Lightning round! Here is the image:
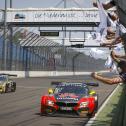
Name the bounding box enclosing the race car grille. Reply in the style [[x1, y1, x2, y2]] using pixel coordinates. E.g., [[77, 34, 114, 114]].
[[56, 102, 78, 107]]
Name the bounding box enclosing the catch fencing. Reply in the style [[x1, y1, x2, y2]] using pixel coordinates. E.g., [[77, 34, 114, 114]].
[[0, 27, 109, 72]]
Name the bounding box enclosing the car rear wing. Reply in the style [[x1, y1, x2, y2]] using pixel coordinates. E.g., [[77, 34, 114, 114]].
[[85, 82, 99, 87], [51, 81, 62, 85], [0, 73, 17, 77], [51, 81, 99, 87]]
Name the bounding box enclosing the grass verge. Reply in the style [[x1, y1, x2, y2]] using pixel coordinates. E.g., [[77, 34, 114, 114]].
[[92, 85, 123, 126]]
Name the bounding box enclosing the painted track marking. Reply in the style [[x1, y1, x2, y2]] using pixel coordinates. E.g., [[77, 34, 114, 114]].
[[85, 85, 120, 126]]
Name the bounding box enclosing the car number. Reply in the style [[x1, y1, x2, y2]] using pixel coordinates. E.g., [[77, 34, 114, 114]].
[[60, 107, 72, 110]]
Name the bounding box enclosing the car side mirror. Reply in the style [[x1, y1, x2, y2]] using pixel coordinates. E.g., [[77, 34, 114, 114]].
[[48, 88, 54, 94]]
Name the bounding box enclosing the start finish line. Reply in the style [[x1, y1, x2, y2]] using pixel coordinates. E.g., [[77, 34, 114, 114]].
[[0, 8, 100, 26]]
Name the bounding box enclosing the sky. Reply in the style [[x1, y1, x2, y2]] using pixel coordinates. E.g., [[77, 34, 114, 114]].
[[0, 0, 107, 9]]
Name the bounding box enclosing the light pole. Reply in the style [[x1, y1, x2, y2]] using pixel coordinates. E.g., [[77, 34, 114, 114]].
[[64, 0, 66, 8], [3, 0, 7, 70], [9, 0, 13, 70], [62, 0, 67, 68], [10, 0, 12, 8], [62, 0, 67, 45]]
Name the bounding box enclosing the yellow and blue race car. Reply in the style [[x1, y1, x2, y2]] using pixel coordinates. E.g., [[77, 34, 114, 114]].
[[0, 74, 17, 93]]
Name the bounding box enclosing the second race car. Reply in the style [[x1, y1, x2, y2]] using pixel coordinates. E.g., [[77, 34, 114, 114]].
[[0, 74, 17, 93], [40, 82, 98, 117]]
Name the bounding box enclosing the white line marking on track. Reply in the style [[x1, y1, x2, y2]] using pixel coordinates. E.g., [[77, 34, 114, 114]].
[[85, 85, 120, 126]]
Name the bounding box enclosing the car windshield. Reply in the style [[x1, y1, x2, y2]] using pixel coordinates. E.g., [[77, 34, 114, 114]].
[[54, 85, 88, 95], [0, 76, 7, 82]]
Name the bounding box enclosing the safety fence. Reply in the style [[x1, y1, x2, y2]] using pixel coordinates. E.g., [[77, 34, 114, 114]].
[[0, 27, 110, 71]]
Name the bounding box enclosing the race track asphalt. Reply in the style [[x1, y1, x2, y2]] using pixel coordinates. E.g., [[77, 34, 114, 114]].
[[0, 75, 116, 126]]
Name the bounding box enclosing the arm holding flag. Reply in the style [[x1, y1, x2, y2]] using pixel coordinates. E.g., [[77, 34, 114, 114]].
[[93, 0, 115, 10], [91, 51, 126, 84], [111, 51, 126, 61], [100, 36, 123, 47], [91, 72, 123, 84]]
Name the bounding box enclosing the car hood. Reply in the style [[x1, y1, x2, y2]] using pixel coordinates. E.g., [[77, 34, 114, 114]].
[[54, 93, 84, 102]]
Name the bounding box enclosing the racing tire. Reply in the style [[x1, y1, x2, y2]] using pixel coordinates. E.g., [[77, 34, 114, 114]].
[[40, 105, 46, 116], [88, 95, 98, 118], [45, 106, 56, 116], [40, 112, 45, 116], [88, 111, 96, 118], [5, 85, 8, 93], [76, 108, 89, 117], [12, 83, 16, 92]]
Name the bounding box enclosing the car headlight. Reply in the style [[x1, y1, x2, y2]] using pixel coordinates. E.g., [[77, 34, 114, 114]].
[[80, 102, 89, 107], [0, 85, 3, 88], [47, 100, 54, 105], [94, 96, 98, 101]]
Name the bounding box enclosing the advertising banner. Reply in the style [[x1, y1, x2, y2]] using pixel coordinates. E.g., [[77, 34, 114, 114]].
[[6, 8, 100, 23]]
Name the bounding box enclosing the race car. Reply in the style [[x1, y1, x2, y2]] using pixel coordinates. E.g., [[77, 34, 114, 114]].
[[40, 82, 98, 117], [0, 74, 17, 93]]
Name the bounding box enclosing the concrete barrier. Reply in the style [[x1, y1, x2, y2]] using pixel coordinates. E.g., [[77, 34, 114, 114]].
[[0, 70, 109, 78]]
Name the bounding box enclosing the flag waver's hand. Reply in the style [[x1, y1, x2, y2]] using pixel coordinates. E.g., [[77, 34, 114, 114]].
[[91, 72, 98, 78], [93, 2, 97, 7], [91, 72, 102, 78]]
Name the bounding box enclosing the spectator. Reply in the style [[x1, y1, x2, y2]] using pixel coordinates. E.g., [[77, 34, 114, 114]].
[[91, 51, 126, 84], [100, 34, 124, 47], [93, 0, 126, 27], [93, 0, 126, 53], [100, 30, 126, 49], [111, 50, 126, 60], [100, 10, 126, 47], [106, 11, 118, 40]]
